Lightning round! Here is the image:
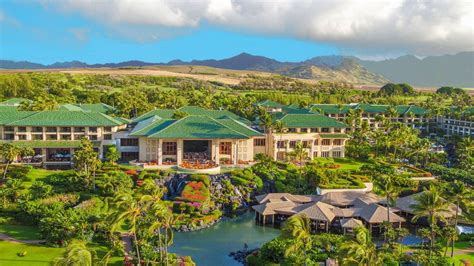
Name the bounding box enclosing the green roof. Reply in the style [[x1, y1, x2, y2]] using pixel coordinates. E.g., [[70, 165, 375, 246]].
[[0, 98, 31, 106], [319, 133, 350, 138], [310, 104, 428, 116], [256, 100, 284, 108], [133, 106, 251, 125], [139, 115, 262, 139], [0, 140, 101, 148], [277, 114, 347, 128], [58, 103, 116, 114], [2, 110, 125, 127]]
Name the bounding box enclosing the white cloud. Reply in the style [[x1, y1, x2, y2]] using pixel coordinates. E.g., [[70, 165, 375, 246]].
[[49, 0, 474, 55]]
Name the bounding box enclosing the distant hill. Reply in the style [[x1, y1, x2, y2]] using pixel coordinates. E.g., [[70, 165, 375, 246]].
[[2, 51, 473, 86], [356, 52, 474, 87]]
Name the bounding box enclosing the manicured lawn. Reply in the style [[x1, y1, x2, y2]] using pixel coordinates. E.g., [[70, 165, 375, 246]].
[[88, 242, 124, 266], [24, 168, 69, 188], [453, 241, 474, 265], [0, 240, 65, 266], [0, 224, 42, 241], [313, 157, 368, 170]]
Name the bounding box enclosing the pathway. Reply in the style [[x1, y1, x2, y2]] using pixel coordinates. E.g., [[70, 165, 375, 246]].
[[121, 232, 133, 256], [453, 246, 474, 255], [0, 233, 45, 244]]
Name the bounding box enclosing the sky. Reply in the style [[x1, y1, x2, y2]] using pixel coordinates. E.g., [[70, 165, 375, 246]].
[[0, 0, 473, 64]]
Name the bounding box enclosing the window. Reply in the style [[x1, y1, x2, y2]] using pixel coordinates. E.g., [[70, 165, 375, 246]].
[[89, 127, 97, 133], [253, 139, 265, 146], [47, 134, 57, 140], [103, 134, 112, 140], [288, 128, 296, 133], [60, 127, 71, 132], [333, 139, 343, 146], [18, 127, 26, 132], [74, 127, 85, 133], [163, 142, 177, 155], [32, 127, 43, 132], [300, 128, 308, 133], [314, 139, 319, 145], [121, 138, 139, 146], [289, 141, 297, 148], [32, 134, 43, 140], [219, 142, 232, 155], [17, 135, 27, 140], [4, 126, 14, 132], [4, 134, 14, 140], [321, 128, 330, 133], [60, 134, 71, 140], [104, 127, 112, 132], [302, 141, 310, 148], [321, 151, 330, 158], [121, 152, 138, 162], [89, 135, 98, 141], [322, 139, 331, 146], [277, 141, 286, 148], [334, 128, 342, 133], [332, 151, 342, 158], [46, 127, 57, 133], [310, 128, 318, 133]]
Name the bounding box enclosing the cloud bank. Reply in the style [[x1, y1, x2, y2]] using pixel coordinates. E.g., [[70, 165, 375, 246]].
[[52, 0, 473, 55]]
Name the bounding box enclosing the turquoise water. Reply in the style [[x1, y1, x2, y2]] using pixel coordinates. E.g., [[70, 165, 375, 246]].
[[169, 211, 280, 266]]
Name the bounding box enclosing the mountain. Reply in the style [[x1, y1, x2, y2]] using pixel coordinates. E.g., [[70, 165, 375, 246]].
[[356, 52, 474, 87], [2, 51, 473, 86]]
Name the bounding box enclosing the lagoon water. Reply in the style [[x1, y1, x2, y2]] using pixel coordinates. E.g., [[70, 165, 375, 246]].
[[169, 211, 279, 266]]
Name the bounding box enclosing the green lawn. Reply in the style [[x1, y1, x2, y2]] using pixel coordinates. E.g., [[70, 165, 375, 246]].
[[0, 225, 42, 241], [453, 241, 474, 265], [88, 242, 124, 266], [0, 240, 65, 266], [313, 157, 368, 170], [24, 168, 68, 188]]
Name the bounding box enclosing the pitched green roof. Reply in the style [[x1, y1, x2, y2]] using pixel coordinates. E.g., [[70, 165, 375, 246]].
[[256, 100, 284, 108], [130, 116, 175, 136], [4, 110, 125, 127], [311, 104, 353, 114], [79, 103, 116, 114], [319, 133, 350, 138], [277, 114, 347, 128], [310, 104, 428, 116], [146, 115, 257, 139], [0, 98, 31, 106], [132, 106, 251, 125]]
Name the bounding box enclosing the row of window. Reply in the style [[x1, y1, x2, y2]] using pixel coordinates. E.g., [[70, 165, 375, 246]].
[[6, 134, 112, 141], [276, 150, 342, 159], [276, 139, 343, 148], [284, 127, 340, 133], [3, 126, 111, 133]]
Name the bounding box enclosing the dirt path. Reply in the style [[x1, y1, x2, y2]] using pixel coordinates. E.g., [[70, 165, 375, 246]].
[[453, 246, 474, 255], [0, 233, 45, 244]]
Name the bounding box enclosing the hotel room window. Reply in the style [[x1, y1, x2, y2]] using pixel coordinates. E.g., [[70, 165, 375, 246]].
[[289, 141, 297, 148], [322, 139, 331, 146], [253, 139, 265, 146], [333, 139, 343, 146]]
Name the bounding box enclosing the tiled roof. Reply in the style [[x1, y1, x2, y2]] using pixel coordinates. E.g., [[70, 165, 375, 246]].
[[393, 192, 458, 218], [2, 110, 125, 127], [146, 115, 260, 139], [310, 103, 428, 116], [356, 203, 405, 224], [340, 218, 364, 228], [294, 201, 336, 222], [277, 114, 347, 128], [133, 106, 251, 125]]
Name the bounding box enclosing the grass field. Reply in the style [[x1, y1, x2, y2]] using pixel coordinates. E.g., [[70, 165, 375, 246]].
[[0, 225, 41, 241], [0, 241, 65, 266], [23, 168, 68, 188], [453, 241, 474, 265], [313, 157, 368, 170]]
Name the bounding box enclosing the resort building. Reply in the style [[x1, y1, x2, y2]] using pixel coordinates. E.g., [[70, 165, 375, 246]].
[[436, 107, 474, 137], [310, 103, 429, 130], [253, 191, 457, 234], [0, 108, 127, 168]]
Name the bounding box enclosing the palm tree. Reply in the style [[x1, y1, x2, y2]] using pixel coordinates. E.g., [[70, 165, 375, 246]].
[[109, 193, 146, 265], [161, 214, 179, 266], [281, 214, 312, 266], [0, 143, 22, 180], [445, 180, 472, 257], [287, 141, 309, 193], [339, 226, 382, 266], [411, 185, 449, 255], [53, 241, 93, 266]]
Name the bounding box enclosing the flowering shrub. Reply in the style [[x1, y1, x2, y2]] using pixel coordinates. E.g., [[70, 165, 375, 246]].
[[124, 169, 137, 176], [179, 181, 210, 202]]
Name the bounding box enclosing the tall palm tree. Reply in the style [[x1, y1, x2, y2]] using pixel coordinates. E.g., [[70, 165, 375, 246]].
[[282, 214, 312, 266], [53, 241, 93, 266], [0, 143, 22, 180], [288, 141, 309, 193], [109, 193, 147, 265], [339, 226, 382, 266], [445, 180, 472, 257], [373, 175, 409, 228], [411, 185, 449, 255]]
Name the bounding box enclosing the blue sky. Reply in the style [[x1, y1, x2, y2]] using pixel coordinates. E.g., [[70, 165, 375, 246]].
[[0, 1, 471, 64], [0, 1, 338, 64]]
